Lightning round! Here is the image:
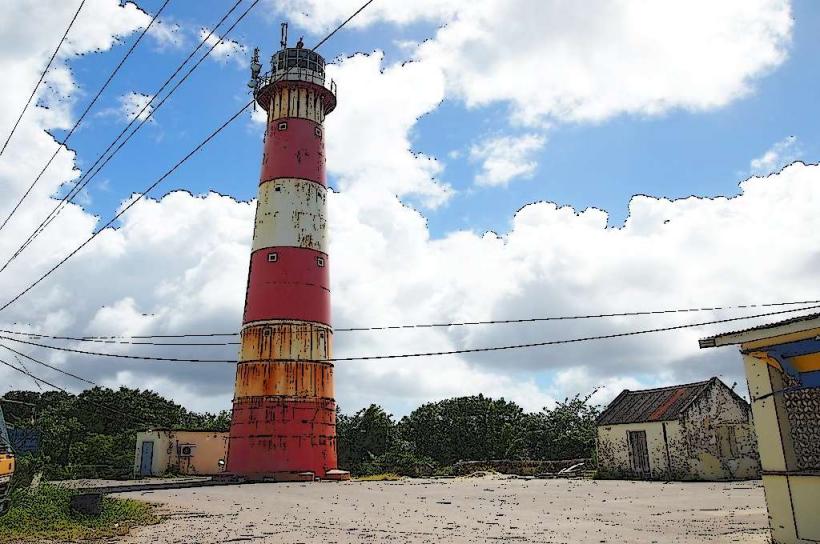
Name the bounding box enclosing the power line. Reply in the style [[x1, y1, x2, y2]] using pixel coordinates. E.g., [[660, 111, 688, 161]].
[[3, 297, 818, 342], [1, 343, 96, 386], [311, 0, 376, 50], [0, 355, 151, 427], [0, 0, 379, 314], [0, 0, 257, 273], [0, 100, 253, 315], [0, 0, 172, 235], [1, 304, 817, 364], [0, 0, 86, 157]]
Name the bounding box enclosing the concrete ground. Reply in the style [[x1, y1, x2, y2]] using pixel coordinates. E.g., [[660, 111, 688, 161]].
[[115, 476, 769, 543]]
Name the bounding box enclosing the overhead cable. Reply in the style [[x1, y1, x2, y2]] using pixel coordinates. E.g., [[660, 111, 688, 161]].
[[3, 297, 818, 341], [0, 0, 256, 273], [0, 0, 87, 157], [0, 0, 172, 234], [1, 304, 817, 364], [0, 100, 253, 314]]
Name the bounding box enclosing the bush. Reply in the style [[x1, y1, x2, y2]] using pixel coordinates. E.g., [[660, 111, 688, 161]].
[[0, 484, 156, 542]]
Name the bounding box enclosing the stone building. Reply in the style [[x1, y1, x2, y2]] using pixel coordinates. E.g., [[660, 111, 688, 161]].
[[134, 429, 228, 477], [596, 377, 760, 480]]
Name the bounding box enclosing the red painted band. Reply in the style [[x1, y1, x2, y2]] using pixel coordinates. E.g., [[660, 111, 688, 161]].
[[227, 397, 337, 478], [261, 117, 325, 187], [243, 247, 330, 326]]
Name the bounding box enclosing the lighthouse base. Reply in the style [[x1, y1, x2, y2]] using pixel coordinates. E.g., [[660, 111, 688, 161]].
[[226, 397, 338, 479]]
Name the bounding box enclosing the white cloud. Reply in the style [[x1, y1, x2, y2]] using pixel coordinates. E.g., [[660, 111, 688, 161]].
[[147, 20, 185, 50], [0, 4, 816, 419], [325, 53, 453, 208], [199, 28, 248, 68], [750, 135, 801, 176], [97, 91, 154, 123], [470, 133, 546, 187], [280, 0, 792, 126]]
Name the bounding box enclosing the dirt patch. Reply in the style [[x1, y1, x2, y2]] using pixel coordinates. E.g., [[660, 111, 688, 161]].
[[113, 478, 769, 543]]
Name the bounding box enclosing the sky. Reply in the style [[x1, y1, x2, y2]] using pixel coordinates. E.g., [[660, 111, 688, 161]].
[[0, 0, 818, 417]]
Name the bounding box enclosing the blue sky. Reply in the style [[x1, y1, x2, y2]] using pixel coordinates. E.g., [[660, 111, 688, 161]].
[[3, 0, 819, 413], [62, 0, 818, 237]]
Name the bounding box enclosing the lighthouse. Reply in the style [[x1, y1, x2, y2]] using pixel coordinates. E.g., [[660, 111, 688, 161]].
[[227, 26, 346, 481]]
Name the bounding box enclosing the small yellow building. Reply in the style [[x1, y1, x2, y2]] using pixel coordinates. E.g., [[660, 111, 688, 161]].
[[134, 429, 229, 477], [596, 377, 760, 481], [700, 312, 820, 544]]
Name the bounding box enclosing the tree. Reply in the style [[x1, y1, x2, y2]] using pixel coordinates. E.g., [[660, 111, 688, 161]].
[[398, 395, 526, 465], [522, 393, 601, 460], [337, 404, 396, 471]]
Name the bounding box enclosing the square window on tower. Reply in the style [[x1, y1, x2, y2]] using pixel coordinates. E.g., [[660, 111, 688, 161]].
[[268, 252, 278, 262], [278, 121, 288, 131], [314, 127, 322, 138], [316, 256, 325, 267]]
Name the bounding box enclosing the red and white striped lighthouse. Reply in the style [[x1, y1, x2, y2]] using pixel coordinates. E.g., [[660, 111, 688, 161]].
[[227, 28, 346, 481]]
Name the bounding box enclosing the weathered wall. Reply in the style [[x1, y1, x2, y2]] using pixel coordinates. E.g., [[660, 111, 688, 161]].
[[134, 431, 228, 476], [596, 420, 687, 480], [171, 431, 228, 476], [596, 381, 760, 481], [134, 431, 171, 477], [680, 382, 760, 480]]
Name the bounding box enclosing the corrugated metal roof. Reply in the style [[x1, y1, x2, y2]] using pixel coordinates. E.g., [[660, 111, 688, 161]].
[[596, 378, 716, 426], [699, 311, 820, 348]]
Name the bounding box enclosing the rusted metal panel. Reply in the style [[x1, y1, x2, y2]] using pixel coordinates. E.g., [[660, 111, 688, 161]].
[[239, 321, 332, 362], [227, 398, 337, 478], [234, 361, 334, 399], [243, 247, 330, 326], [597, 379, 713, 425], [261, 117, 325, 185], [252, 179, 327, 253]]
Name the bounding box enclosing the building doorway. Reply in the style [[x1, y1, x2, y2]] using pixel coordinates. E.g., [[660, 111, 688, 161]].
[[628, 430, 651, 478], [139, 441, 154, 476]]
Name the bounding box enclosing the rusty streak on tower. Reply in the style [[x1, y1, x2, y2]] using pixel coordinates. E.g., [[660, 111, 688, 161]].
[[227, 25, 347, 481]]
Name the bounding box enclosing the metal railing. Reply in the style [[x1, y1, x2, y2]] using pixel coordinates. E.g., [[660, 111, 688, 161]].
[[255, 67, 337, 98]]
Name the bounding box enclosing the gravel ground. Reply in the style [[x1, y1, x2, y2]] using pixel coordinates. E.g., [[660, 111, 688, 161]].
[[114, 476, 769, 543]]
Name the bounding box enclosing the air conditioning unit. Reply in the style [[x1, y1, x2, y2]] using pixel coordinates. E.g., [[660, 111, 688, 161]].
[[178, 444, 196, 457]]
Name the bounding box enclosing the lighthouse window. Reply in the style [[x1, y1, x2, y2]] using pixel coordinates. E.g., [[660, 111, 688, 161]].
[[278, 121, 288, 131], [267, 252, 278, 262], [263, 327, 272, 337], [314, 127, 322, 138], [316, 256, 325, 267]]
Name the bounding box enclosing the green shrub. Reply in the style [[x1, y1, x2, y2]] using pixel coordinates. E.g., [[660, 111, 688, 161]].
[[0, 484, 156, 542]]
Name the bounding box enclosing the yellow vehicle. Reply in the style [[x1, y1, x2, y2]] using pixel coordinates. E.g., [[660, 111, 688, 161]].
[[0, 406, 14, 516]]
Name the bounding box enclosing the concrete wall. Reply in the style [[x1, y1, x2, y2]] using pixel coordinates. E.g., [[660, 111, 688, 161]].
[[679, 382, 760, 480], [134, 430, 171, 477], [597, 420, 687, 480], [134, 430, 228, 477], [597, 381, 760, 481]]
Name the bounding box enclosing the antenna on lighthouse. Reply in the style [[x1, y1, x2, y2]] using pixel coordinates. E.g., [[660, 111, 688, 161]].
[[280, 22, 288, 49], [248, 47, 261, 90]]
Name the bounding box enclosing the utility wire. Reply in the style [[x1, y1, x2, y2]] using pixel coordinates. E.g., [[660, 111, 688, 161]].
[[3, 297, 817, 342], [0, 0, 172, 235], [311, 0, 376, 50], [0, 101, 253, 315], [1, 304, 817, 364], [0, 0, 255, 273], [0, 0, 379, 314], [0, 355, 152, 427], [0, 0, 86, 157], [1, 343, 96, 386]]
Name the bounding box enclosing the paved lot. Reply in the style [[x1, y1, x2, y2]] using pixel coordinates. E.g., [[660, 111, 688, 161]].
[[115, 477, 769, 543]]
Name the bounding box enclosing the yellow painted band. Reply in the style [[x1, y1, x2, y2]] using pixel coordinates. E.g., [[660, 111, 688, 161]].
[[233, 361, 334, 399]]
